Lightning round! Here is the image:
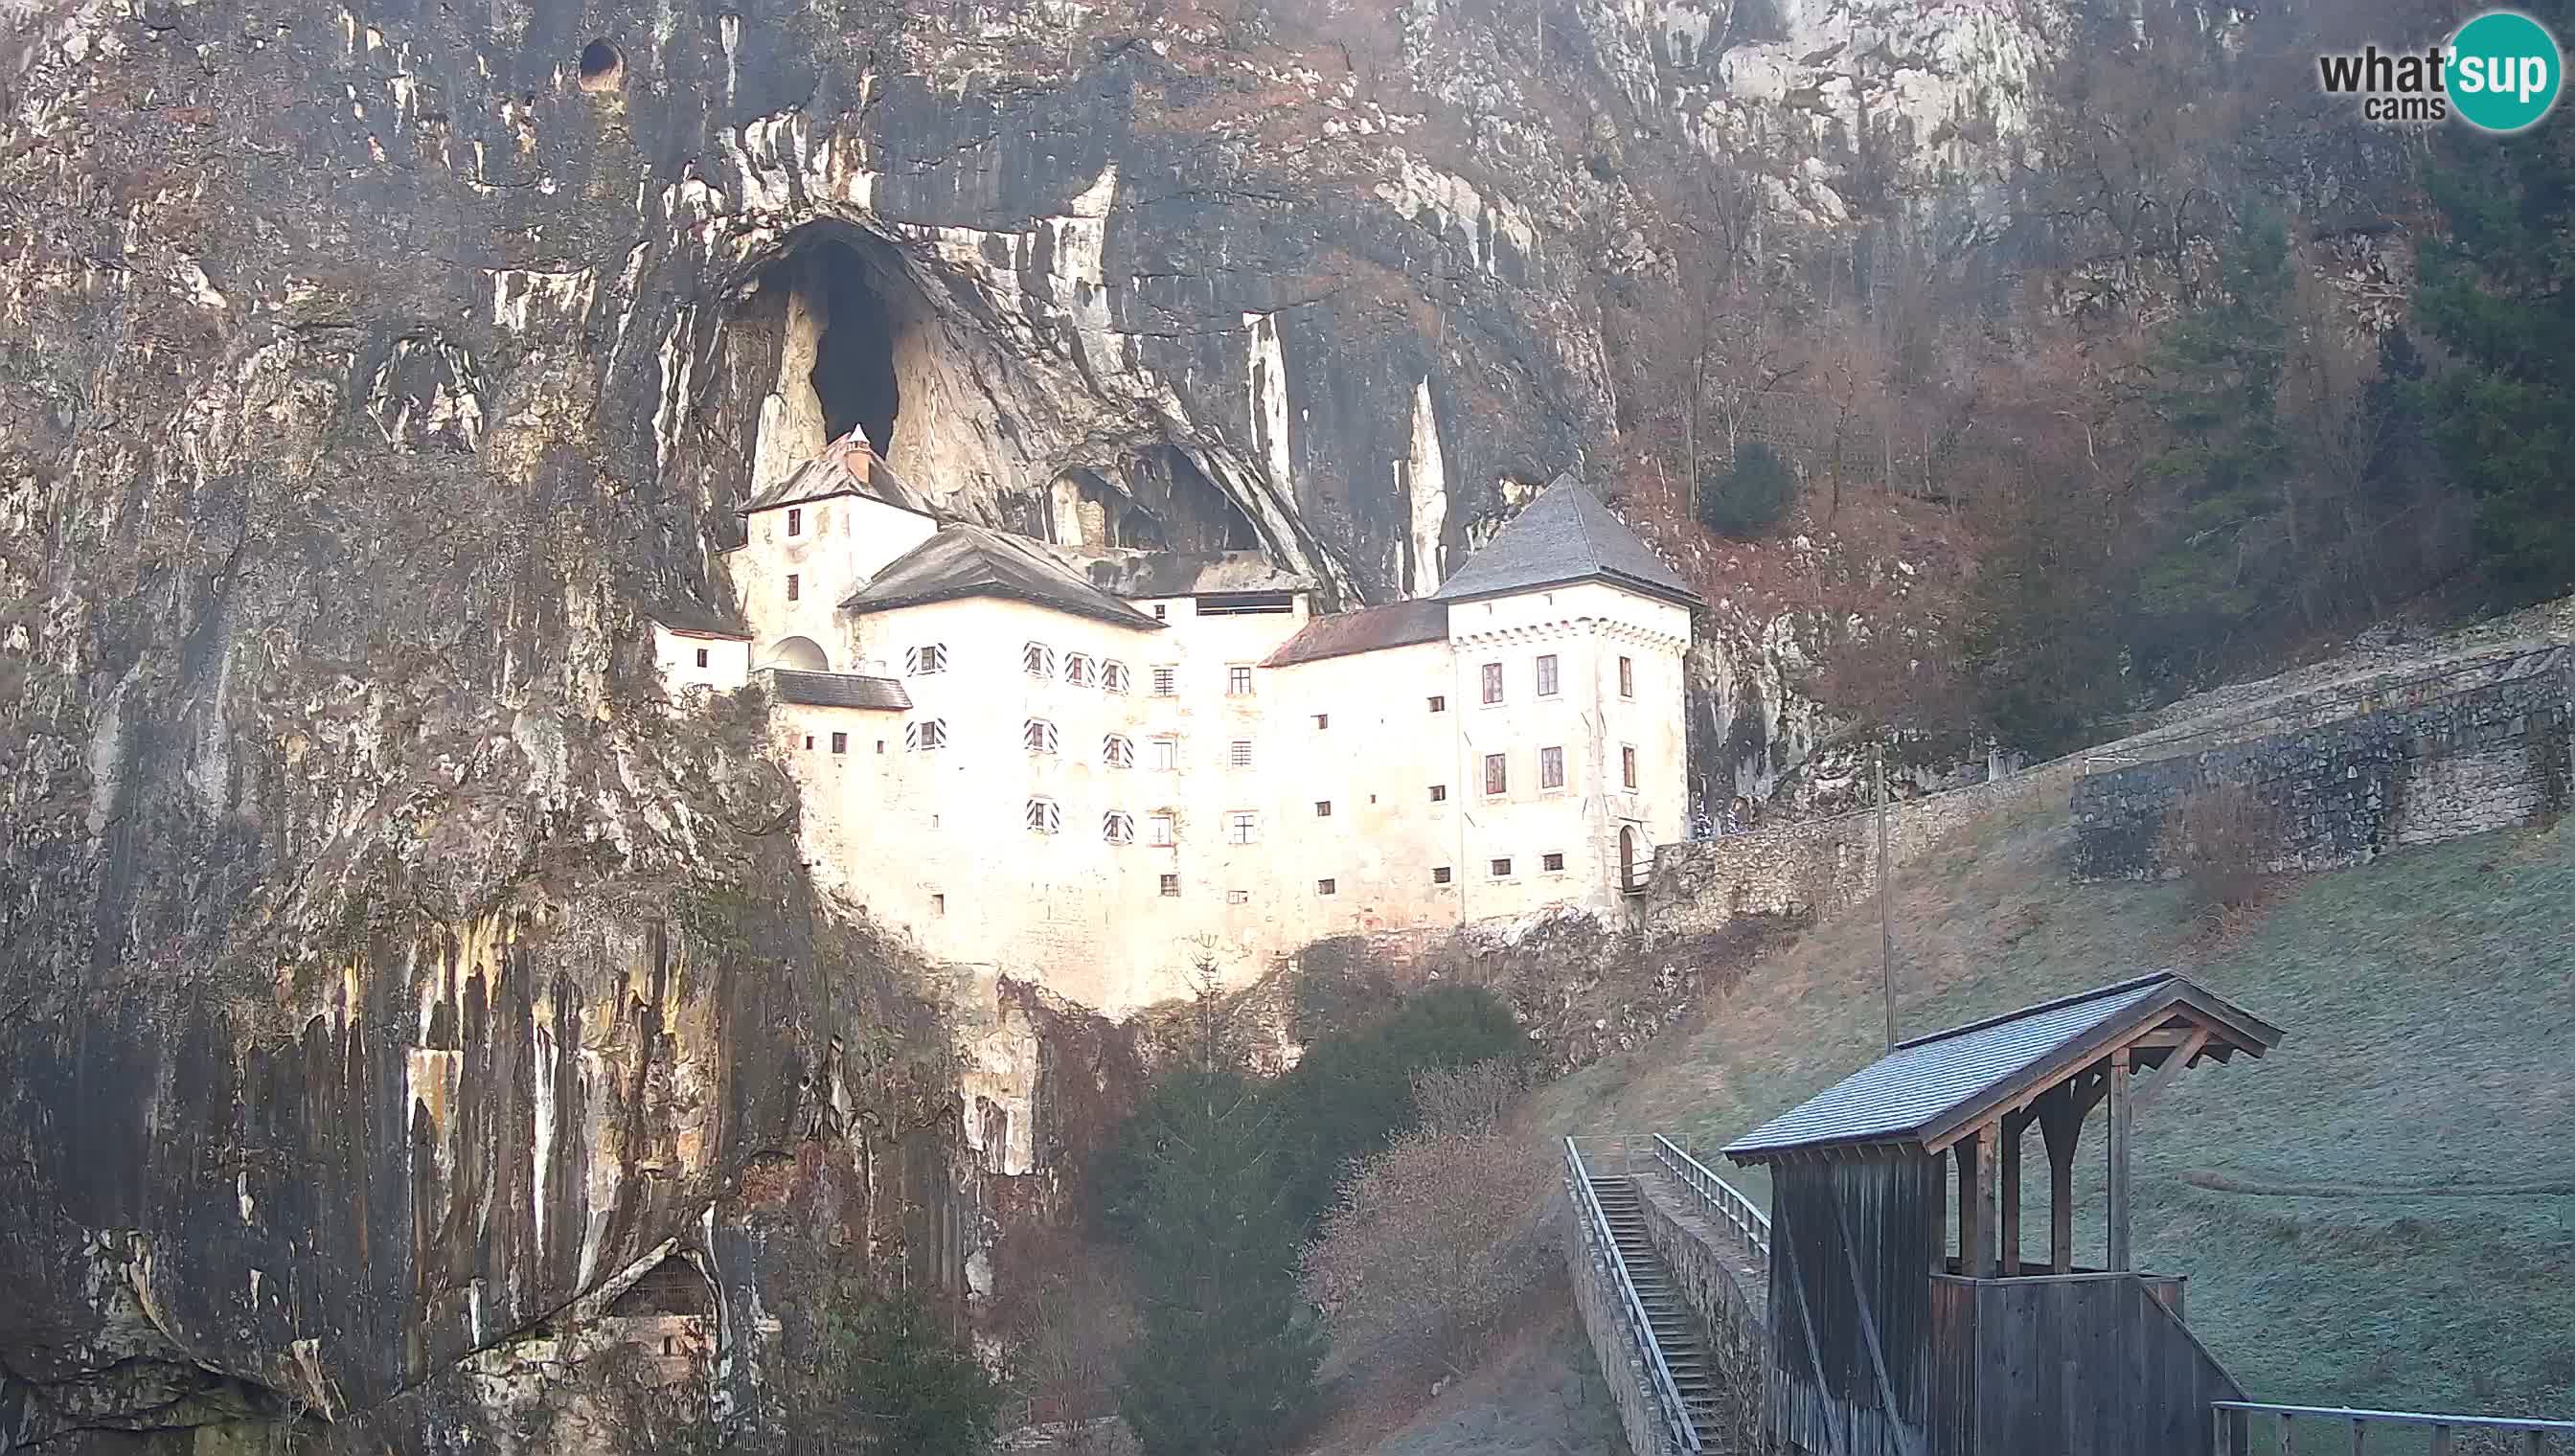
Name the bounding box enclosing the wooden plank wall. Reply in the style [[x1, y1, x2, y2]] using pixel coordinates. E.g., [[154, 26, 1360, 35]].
[[1766, 1157, 1943, 1456], [1926, 1273, 2245, 1456]]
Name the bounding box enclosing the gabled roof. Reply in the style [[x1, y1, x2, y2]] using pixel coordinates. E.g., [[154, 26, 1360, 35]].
[[840, 525, 1165, 630], [648, 600, 751, 640], [1722, 971, 2284, 1165], [741, 432, 934, 518], [763, 669, 912, 711], [1262, 599, 1449, 668], [1432, 474, 1702, 608]]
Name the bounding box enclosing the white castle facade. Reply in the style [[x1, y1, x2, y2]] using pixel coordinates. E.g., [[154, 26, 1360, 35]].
[[653, 435, 1700, 1018]]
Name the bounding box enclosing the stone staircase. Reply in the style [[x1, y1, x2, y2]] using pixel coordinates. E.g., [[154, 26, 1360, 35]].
[[1587, 1173, 1726, 1442]]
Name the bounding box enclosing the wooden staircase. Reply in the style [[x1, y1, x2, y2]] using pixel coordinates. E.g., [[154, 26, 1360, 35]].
[[1588, 1173, 1725, 1442]]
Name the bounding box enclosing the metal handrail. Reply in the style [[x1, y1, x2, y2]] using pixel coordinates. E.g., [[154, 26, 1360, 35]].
[[2211, 1400, 2574, 1454], [1652, 1135, 1771, 1263], [1565, 1137, 1703, 1454]]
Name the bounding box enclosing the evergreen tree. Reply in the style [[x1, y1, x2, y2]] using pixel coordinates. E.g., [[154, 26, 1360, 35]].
[[791, 1284, 1002, 1456], [1114, 1062, 1323, 1456], [2414, 42, 2575, 605], [2134, 210, 2296, 693]]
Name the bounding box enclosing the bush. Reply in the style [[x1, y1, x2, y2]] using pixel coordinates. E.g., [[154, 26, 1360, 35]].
[[2162, 782, 2281, 915], [1696, 441, 1797, 537], [801, 1286, 1003, 1456]]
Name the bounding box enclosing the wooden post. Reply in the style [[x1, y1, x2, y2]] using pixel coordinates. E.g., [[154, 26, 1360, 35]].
[[2108, 1047, 2133, 1272], [2428, 1426, 2452, 1456], [1878, 743, 1895, 1051], [2038, 1082, 2082, 1274], [1956, 1130, 1987, 1278], [1999, 1111, 2025, 1277]]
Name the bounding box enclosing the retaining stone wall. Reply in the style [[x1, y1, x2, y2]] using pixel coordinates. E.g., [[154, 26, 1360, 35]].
[[2071, 651, 2575, 880], [1643, 760, 2079, 941], [1633, 1172, 1767, 1357]]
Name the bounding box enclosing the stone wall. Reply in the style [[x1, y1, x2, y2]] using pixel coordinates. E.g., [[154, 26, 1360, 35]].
[[2071, 649, 2575, 880], [1633, 1173, 1767, 1359], [1643, 759, 2080, 941], [1561, 1182, 1684, 1456]]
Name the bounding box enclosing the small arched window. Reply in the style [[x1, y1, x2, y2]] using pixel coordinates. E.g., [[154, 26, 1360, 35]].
[[1101, 660, 1131, 694], [1024, 718, 1059, 755], [1102, 810, 1135, 845], [1063, 653, 1095, 688], [1022, 642, 1056, 678], [1026, 798, 1061, 834], [1103, 734, 1135, 768]]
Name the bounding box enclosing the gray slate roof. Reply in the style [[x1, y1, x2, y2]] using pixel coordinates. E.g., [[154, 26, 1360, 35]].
[[1432, 474, 1702, 608], [841, 525, 1165, 630], [741, 432, 935, 517], [1721, 971, 2283, 1164], [648, 599, 751, 639], [1262, 599, 1450, 668], [764, 670, 913, 711]]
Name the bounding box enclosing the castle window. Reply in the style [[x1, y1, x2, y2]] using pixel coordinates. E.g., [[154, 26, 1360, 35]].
[[1026, 798, 1061, 833], [1619, 656, 1633, 698], [905, 718, 948, 751], [1153, 603, 1168, 619], [1622, 744, 1638, 790], [1429, 784, 1447, 802], [786, 507, 802, 536], [1159, 873, 1180, 897], [1149, 812, 1176, 846], [1227, 665, 1254, 695], [1537, 653, 1560, 697], [1313, 713, 1329, 730], [1432, 866, 1453, 884], [1023, 718, 1059, 755], [1103, 811, 1135, 845], [1103, 734, 1135, 768], [1540, 745, 1564, 790], [786, 574, 801, 602], [1543, 852, 1566, 873], [1427, 694, 1446, 713], [1314, 801, 1332, 817], [1227, 889, 1250, 904], [695, 648, 710, 669], [1102, 660, 1131, 694], [933, 893, 946, 915], [804, 735, 814, 750], [1483, 753, 1507, 795], [1023, 642, 1056, 678], [905, 644, 947, 675], [831, 732, 848, 755], [1229, 739, 1253, 769], [1064, 653, 1096, 688], [1151, 737, 1179, 771], [1490, 857, 1512, 877], [1481, 662, 1503, 704], [876, 739, 885, 754], [1151, 665, 1178, 695], [1316, 877, 1336, 896], [1226, 811, 1258, 845]]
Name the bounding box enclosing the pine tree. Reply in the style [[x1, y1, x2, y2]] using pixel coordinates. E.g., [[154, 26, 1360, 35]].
[[2414, 34, 2575, 605], [1114, 1063, 1323, 1456]]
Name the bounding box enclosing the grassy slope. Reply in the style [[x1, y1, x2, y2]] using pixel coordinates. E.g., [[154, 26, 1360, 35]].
[[1541, 792, 2575, 1417]]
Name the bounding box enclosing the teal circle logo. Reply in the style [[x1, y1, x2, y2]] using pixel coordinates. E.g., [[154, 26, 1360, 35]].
[[2450, 11, 2563, 132]]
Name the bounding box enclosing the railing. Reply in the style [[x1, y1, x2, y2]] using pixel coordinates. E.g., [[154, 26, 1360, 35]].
[[1564, 1137, 1703, 1455], [1651, 1134, 1770, 1263], [2212, 1401, 2575, 1455]]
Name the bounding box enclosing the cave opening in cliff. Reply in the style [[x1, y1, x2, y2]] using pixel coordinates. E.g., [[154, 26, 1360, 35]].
[[805, 239, 907, 460], [1128, 445, 1262, 554]]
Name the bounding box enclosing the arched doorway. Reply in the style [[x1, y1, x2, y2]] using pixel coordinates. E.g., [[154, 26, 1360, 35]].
[[1619, 825, 1642, 895], [763, 635, 829, 671]]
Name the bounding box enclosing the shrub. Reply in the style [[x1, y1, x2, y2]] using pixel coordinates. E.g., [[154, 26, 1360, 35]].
[[1696, 441, 1797, 537], [2162, 781, 2281, 914]]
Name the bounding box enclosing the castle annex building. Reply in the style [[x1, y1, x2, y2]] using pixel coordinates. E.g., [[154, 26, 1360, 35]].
[[653, 436, 1701, 1016]]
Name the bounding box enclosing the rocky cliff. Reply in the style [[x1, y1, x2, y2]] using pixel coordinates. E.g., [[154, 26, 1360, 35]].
[[0, 0, 2412, 1448]]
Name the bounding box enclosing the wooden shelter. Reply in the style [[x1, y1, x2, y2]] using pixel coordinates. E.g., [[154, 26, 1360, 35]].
[[1721, 971, 2285, 1456]]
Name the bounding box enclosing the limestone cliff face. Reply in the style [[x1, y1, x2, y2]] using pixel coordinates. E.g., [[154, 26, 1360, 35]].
[[0, 0, 2392, 1448]]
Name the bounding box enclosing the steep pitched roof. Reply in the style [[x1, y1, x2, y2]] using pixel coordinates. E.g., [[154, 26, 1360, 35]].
[[1721, 971, 2284, 1164], [1262, 599, 1449, 668], [840, 525, 1165, 630], [647, 599, 751, 640], [763, 669, 912, 711], [741, 432, 935, 518], [1431, 474, 1702, 608]]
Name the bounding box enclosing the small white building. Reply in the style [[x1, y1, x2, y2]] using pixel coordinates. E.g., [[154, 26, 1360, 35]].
[[692, 436, 1701, 1018]]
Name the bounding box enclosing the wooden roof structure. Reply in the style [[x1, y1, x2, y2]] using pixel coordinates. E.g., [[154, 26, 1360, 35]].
[[1723, 971, 2283, 1165]]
